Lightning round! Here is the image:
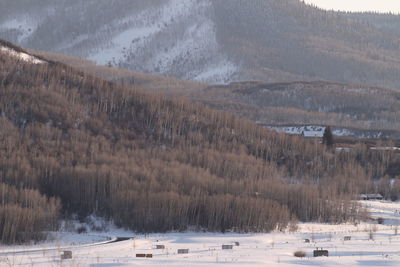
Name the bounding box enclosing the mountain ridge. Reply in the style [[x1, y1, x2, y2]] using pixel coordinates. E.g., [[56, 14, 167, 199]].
[[2, 0, 400, 87]]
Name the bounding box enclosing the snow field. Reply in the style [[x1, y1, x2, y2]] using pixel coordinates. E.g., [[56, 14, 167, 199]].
[[2, 200, 400, 266]]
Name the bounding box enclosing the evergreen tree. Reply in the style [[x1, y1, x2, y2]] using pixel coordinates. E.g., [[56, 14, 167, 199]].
[[323, 126, 334, 147]]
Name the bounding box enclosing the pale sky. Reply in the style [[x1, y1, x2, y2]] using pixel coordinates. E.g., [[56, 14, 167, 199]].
[[303, 0, 400, 14]]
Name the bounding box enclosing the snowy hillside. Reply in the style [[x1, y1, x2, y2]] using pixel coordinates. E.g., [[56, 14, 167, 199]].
[[0, 42, 45, 64], [268, 125, 326, 137], [266, 125, 400, 139], [87, 0, 237, 83], [3, 1, 400, 87], [0, 0, 236, 84]]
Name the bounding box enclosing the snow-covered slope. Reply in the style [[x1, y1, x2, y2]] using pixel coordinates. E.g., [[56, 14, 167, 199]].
[[266, 125, 400, 139], [3, 0, 400, 87], [0, 43, 45, 64], [87, 0, 236, 83], [0, 0, 236, 84]]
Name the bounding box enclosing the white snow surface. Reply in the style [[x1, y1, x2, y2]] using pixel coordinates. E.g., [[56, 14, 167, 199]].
[[0, 45, 45, 64], [267, 125, 393, 139], [3, 200, 400, 266], [84, 0, 236, 84], [269, 125, 326, 137]]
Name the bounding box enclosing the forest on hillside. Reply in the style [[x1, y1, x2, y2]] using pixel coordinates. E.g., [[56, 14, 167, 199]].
[[212, 0, 400, 87], [194, 81, 400, 133], [0, 44, 399, 244], [31, 49, 400, 139]]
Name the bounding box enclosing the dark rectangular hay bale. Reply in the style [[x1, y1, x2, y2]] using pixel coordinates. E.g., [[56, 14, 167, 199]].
[[61, 251, 72, 260], [313, 250, 329, 257], [177, 249, 189, 254]]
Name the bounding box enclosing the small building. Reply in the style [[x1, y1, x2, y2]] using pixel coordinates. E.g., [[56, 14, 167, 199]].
[[222, 245, 233, 250], [304, 239, 310, 243], [61, 251, 72, 260], [156, 245, 165, 249], [303, 130, 324, 138], [358, 194, 383, 200], [344, 236, 351, 241], [177, 249, 189, 254], [313, 248, 329, 257]]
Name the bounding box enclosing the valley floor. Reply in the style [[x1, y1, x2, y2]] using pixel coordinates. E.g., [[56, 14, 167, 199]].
[[2, 200, 400, 267]]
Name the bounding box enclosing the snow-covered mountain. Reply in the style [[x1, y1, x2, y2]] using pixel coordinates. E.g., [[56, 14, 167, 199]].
[[0, 0, 236, 84], [3, 0, 400, 87]]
